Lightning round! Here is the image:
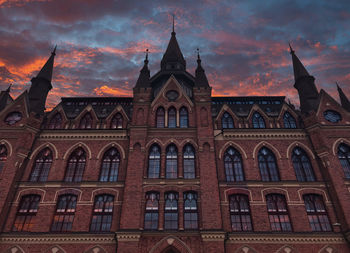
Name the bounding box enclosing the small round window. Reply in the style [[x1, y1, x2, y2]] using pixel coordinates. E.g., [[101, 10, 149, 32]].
[[5, 111, 22, 125], [166, 90, 179, 101], [323, 110, 341, 123]]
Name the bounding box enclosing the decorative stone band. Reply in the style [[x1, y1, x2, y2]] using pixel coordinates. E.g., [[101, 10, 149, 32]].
[[200, 231, 226, 241], [0, 233, 115, 244], [222, 131, 307, 140], [115, 232, 142, 242], [227, 233, 345, 244], [39, 131, 127, 140]]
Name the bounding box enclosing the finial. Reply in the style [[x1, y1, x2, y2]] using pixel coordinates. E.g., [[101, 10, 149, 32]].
[[172, 13, 175, 34], [289, 43, 295, 54], [197, 48, 201, 60], [336, 82, 340, 89], [144, 49, 149, 64], [6, 83, 12, 92], [52, 45, 57, 55]]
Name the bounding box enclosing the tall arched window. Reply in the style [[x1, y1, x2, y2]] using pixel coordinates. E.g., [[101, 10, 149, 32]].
[[29, 148, 53, 182], [168, 107, 176, 128], [148, 145, 160, 178], [51, 194, 77, 232], [292, 147, 315, 182], [166, 145, 178, 179], [183, 144, 195, 179], [283, 112, 296, 128], [99, 148, 120, 182], [13, 195, 40, 232], [337, 143, 350, 178], [164, 192, 178, 230], [156, 107, 165, 128], [266, 194, 292, 231], [111, 113, 123, 129], [144, 192, 159, 230], [90, 194, 114, 232], [79, 113, 93, 129], [184, 192, 198, 229], [252, 112, 265, 128], [179, 107, 188, 128], [258, 147, 280, 181], [0, 144, 7, 173], [64, 148, 86, 182], [224, 147, 244, 182], [48, 113, 62, 129], [222, 112, 234, 129], [303, 194, 331, 232], [229, 194, 252, 231]]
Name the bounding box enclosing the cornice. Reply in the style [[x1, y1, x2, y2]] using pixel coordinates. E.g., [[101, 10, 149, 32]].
[[216, 129, 308, 140], [219, 181, 327, 188], [200, 231, 226, 241], [115, 231, 141, 242], [143, 178, 200, 187], [39, 130, 128, 140], [17, 181, 125, 188]]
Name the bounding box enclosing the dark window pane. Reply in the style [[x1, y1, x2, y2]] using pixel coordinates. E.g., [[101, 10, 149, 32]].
[[99, 148, 120, 182], [337, 143, 350, 178], [166, 145, 177, 178], [222, 112, 234, 129], [51, 194, 77, 232], [180, 107, 188, 128], [144, 192, 159, 230], [48, 113, 62, 129], [13, 195, 40, 232], [303, 194, 331, 232], [184, 192, 198, 230], [156, 107, 165, 128], [266, 194, 292, 232], [224, 147, 244, 182], [258, 148, 280, 182], [79, 113, 93, 129], [90, 194, 114, 232], [229, 194, 252, 232], [29, 148, 53, 182], [292, 147, 315, 182], [252, 112, 265, 128], [148, 145, 160, 178], [111, 113, 123, 129], [168, 107, 176, 128], [64, 148, 86, 182], [283, 112, 297, 128], [164, 192, 178, 230]]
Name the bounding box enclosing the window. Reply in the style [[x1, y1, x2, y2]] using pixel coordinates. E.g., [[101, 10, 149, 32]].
[[180, 107, 188, 128], [224, 147, 244, 182], [51, 194, 77, 232], [252, 112, 265, 128], [229, 194, 252, 231], [0, 144, 7, 173], [144, 192, 159, 230], [166, 145, 177, 179], [111, 113, 123, 129], [64, 148, 86, 182], [148, 145, 160, 178], [168, 107, 176, 128], [222, 112, 234, 129], [266, 194, 292, 231], [156, 107, 165, 128], [258, 147, 280, 181], [303, 194, 331, 232], [79, 113, 93, 129], [90, 195, 114, 232], [99, 148, 120, 182], [283, 112, 296, 128], [184, 192, 198, 229], [13, 195, 40, 231], [292, 147, 315, 182], [29, 148, 53, 182], [164, 192, 178, 230], [183, 145, 195, 179], [337, 143, 350, 178], [48, 113, 62, 129]]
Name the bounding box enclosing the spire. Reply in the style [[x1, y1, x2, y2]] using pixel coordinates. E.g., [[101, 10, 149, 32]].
[[160, 16, 186, 71], [289, 43, 310, 81], [36, 45, 56, 82], [135, 49, 150, 88], [0, 84, 13, 111], [337, 82, 350, 112], [195, 48, 209, 87]]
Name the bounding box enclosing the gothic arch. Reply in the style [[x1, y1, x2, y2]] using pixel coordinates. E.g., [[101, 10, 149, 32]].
[[146, 139, 164, 149], [149, 235, 192, 253], [224, 188, 252, 202], [261, 188, 290, 202], [332, 138, 350, 156], [318, 245, 338, 253], [179, 139, 198, 150], [91, 188, 119, 202], [219, 141, 248, 159], [275, 245, 298, 253], [29, 142, 59, 160], [0, 139, 12, 156], [286, 141, 315, 159], [16, 188, 46, 203], [163, 139, 181, 148], [252, 141, 282, 159], [234, 245, 257, 253], [84, 245, 107, 253], [45, 245, 66, 253], [297, 188, 329, 203], [54, 188, 83, 202], [96, 142, 126, 160], [63, 142, 92, 160], [4, 246, 25, 253]]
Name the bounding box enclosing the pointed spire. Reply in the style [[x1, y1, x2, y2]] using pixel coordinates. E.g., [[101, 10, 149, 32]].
[[337, 82, 350, 112], [135, 49, 150, 88], [195, 48, 209, 87], [289, 43, 310, 81], [0, 84, 13, 111], [6, 83, 12, 93], [172, 14, 175, 34], [36, 45, 57, 82]]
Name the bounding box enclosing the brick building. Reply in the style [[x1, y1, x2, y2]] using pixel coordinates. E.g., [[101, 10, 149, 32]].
[[0, 27, 350, 253]]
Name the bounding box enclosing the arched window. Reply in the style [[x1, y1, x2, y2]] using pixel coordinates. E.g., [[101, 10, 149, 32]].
[[99, 148, 120, 182], [48, 113, 62, 129], [337, 143, 350, 178], [79, 113, 93, 129], [303, 194, 331, 232], [90, 194, 114, 232], [29, 148, 53, 182], [183, 145, 195, 179], [252, 112, 265, 128], [164, 192, 178, 230], [229, 194, 252, 231], [0, 144, 7, 173], [13, 195, 40, 231], [258, 147, 280, 181], [51, 194, 77, 232], [179, 107, 188, 128], [64, 148, 86, 182], [283, 112, 296, 128], [222, 112, 234, 129], [144, 192, 159, 230], [184, 192, 198, 229], [148, 145, 160, 178], [292, 147, 315, 182], [224, 147, 244, 182], [266, 194, 292, 231], [111, 113, 123, 129], [156, 107, 165, 128], [166, 145, 178, 179], [168, 107, 176, 128]]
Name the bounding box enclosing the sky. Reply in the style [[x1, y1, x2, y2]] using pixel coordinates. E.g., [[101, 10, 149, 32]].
[[0, 0, 350, 109]]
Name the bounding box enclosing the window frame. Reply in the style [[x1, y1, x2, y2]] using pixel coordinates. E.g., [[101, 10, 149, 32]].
[[64, 148, 86, 182], [168, 107, 177, 128], [303, 194, 332, 232], [222, 112, 234, 129], [183, 144, 195, 179], [229, 194, 253, 232], [29, 147, 53, 182], [48, 113, 62, 129], [90, 194, 114, 232], [252, 112, 266, 128], [337, 143, 350, 179], [179, 106, 189, 128], [266, 194, 292, 232], [164, 192, 179, 230], [144, 192, 159, 230], [156, 107, 165, 128], [283, 111, 297, 129], [166, 144, 178, 179], [148, 144, 161, 178], [292, 147, 316, 182], [111, 113, 123, 129], [51, 194, 77, 232], [224, 147, 244, 182], [99, 148, 120, 182], [79, 112, 93, 129], [0, 144, 7, 173], [13, 194, 41, 232], [258, 147, 280, 181], [184, 191, 198, 230]]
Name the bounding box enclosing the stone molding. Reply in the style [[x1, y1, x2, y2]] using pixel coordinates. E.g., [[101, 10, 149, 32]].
[[218, 129, 307, 140], [39, 131, 127, 140], [115, 232, 141, 242], [200, 231, 226, 241]]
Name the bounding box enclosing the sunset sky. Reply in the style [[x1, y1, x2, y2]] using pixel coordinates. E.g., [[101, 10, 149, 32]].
[[0, 0, 349, 109]]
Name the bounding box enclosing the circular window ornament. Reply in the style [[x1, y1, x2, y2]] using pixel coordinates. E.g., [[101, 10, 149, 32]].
[[323, 110, 341, 123], [166, 90, 179, 101], [5, 111, 22, 125]]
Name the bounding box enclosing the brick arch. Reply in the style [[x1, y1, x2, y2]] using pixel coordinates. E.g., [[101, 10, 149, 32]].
[[286, 141, 315, 160], [332, 138, 350, 156], [224, 188, 252, 202], [253, 141, 282, 159], [4, 246, 25, 253], [297, 188, 329, 203], [215, 105, 239, 128], [54, 188, 83, 202], [179, 139, 198, 150], [149, 235, 192, 253], [163, 139, 181, 149], [91, 188, 119, 202], [96, 142, 126, 160], [29, 142, 58, 160], [145, 138, 164, 149], [63, 142, 92, 160], [275, 245, 298, 253], [45, 245, 66, 253], [261, 188, 290, 202], [16, 188, 46, 203], [234, 245, 257, 253], [218, 141, 248, 159], [0, 139, 13, 156], [318, 245, 338, 253], [84, 245, 107, 253]]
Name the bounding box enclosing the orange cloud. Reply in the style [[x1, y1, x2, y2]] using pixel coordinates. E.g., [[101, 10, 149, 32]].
[[93, 85, 131, 97]]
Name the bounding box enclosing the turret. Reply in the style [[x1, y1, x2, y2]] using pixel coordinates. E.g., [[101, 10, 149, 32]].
[[0, 84, 13, 112], [134, 49, 150, 88], [337, 82, 350, 112], [194, 49, 210, 88]]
